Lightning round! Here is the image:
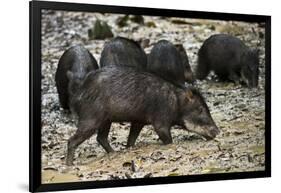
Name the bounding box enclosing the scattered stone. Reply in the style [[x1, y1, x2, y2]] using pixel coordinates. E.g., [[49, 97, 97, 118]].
[[88, 19, 114, 40]]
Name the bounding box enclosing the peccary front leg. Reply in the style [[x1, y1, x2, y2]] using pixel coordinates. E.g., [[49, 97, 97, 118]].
[[154, 126, 173, 145], [66, 120, 96, 166], [127, 122, 144, 148], [228, 71, 240, 85], [96, 122, 114, 153]]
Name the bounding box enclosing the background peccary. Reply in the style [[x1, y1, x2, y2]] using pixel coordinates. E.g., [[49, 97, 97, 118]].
[[196, 34, 259, 87], [66, 65, 219, 165], [99, 36, 147, 70], [147, 40, 186, 87], [55, 45, 99, 110], [174, 44, 194, 83]]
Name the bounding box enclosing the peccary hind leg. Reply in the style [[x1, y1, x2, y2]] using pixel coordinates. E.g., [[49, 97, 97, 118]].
[[126, 122, 144, 147], [66, 120, 96, 166]]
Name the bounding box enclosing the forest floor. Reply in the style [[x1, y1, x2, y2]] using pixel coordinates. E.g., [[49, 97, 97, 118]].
[[41, 10, 266, 183]]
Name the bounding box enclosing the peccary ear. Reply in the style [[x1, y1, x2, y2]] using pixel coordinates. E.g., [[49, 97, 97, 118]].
[[66, 71, 74, 81]]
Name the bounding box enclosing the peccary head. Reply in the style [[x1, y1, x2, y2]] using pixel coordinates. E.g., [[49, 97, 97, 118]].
[[179, 87, 220, 140], [174, 44, 194, 83], [241, 49, 259, 88], [66, 71, 83, 98]]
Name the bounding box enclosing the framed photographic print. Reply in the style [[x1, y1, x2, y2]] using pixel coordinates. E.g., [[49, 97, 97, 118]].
[[29, 0, 271, 192]]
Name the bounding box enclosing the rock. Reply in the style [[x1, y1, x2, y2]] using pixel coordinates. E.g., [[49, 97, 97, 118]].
[[145, 21, 156, 28], [88, 19, 114, 40], [130, 15, 144, 24], [168, 172, 179, 176], [116, 15, 129, 27], [143, 173, 152, 178]]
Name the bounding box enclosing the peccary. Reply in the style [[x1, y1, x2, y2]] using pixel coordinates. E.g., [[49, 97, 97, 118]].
[[55, 45, 98, 109], [196, 34, 259, 87], [66, 65, 219, 165]]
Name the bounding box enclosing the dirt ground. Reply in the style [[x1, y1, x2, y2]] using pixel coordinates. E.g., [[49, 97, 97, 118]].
[[41, 10, 266, 183]]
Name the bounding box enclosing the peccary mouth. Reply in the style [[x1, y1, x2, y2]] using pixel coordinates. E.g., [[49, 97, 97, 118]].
[[184, 121, 220, 140]]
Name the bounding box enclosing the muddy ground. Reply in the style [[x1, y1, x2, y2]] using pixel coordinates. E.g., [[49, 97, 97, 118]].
[[41, 10, 266, 183]]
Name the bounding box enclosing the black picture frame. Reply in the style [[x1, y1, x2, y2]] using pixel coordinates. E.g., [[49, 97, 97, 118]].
[[29, 0, 271, 192]]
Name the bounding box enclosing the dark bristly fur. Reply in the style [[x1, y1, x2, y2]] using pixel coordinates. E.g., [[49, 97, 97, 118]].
[[66, 65, 219, 165], [174, 43, 194, 83], [147, 40, 186, 87], [196, 34, 259, 88], [55, 45, 99, 109], [100, 36, 147, 70]]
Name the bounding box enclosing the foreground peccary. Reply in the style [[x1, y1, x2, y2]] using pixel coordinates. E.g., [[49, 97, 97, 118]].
[[147, 40, 186, 87], [55, 45, 99, 109], [100, 36, 147, 70], [196, 34, 259, 87], [174, 44, 194, 83], [66, 65, 219, 165]]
